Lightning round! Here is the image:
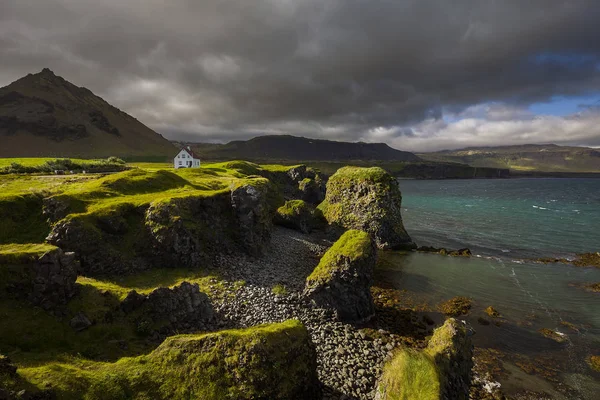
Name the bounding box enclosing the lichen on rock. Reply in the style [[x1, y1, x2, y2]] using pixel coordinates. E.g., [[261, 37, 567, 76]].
[[317, 166, 415, 249], [304, 229, 376, 321]]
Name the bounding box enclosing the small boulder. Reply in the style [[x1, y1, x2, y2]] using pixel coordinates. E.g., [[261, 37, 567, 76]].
[[0, 354, 17, 377], [303, 230, 376, 321], [70, 312, 92, 331], [317, 166, 415, 249]]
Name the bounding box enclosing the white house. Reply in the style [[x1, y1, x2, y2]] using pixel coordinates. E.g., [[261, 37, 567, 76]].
[[174, 147, 201, 169]]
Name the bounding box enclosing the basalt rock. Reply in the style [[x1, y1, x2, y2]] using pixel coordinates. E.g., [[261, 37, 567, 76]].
[[121, 282, 215, 333], [47, 181, 275, 276], [0, 246, 78, 313], [303, 230, 376, 322], [274, 200, 326, 233], [318, 166, 415, 249], [20, 320, 320, 400], [418, 246, 472, 257], [375, 318, 474, 400]]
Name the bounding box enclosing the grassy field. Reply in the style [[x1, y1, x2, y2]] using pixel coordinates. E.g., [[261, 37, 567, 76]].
[[0, 160, 298, 375]]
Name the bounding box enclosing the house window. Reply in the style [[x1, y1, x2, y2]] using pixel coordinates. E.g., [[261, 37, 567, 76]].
[[178, 161, 182, 165]]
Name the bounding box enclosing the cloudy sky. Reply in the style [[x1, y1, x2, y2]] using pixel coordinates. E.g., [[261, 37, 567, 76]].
[[2, 0, 600, 152]]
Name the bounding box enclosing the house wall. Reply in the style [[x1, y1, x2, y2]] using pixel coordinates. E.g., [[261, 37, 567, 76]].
[[174, 150, 200, 169]]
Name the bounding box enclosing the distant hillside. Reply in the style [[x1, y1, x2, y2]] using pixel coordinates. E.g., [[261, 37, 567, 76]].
[[0, 68, 176, 160], [419, 144, 600, 172], [175, 135, 421, 162]]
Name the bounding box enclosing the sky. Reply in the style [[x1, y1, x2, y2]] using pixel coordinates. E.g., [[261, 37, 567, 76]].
[[1, 0, 600, 152]]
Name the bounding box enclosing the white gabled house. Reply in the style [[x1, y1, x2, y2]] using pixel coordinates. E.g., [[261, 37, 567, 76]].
[[174, 147, 201, 169]]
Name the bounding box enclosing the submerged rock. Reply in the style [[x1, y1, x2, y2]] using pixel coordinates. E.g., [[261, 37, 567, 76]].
[[438, 296, 473, 317], [375, 318, 474, 400], [538, 328, 568, 343], [318, 166, 415, 249], [303, 229, 376, 322], [485, 306, 501, 318], [418, 245, 472, 257]]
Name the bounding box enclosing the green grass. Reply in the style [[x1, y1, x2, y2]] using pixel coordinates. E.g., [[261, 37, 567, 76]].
[[0, 243, 57, 264], [0, 158, 91, 168], [306, 230, 372, 285], [19, 320, 315, 400], [271, 284, 288, 296], [378, 349, 440, 400], [0, 194, 50, 244]]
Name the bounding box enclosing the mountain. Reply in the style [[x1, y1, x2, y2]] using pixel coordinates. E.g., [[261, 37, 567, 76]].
[[419, 144, 600, 173], [0, 68, 176, 159], [176, 135, 421, 162]]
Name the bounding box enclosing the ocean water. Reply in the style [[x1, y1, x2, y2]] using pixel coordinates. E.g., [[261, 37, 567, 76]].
[[383, 178, 600, 399]]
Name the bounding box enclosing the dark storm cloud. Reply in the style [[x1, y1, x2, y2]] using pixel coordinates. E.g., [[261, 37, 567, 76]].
[[1, 0, 600, 150]]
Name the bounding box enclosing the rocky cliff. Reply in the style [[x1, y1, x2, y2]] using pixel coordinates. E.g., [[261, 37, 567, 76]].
[[0, 244, 78, 314], [318, 166, 415, 249], [304, 230, 376, 322]]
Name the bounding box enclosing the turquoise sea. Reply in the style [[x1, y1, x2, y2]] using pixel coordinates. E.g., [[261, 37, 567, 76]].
[[385, 178, 600, 399]]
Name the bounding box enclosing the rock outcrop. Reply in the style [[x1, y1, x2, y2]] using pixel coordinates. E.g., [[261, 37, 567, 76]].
[[318, 166, 415, 249], [47, 180, 275, 276], [375, 318, 474, 400], [22, 320, 321, 400], [121, 281, 215, 333], [274, 199, 325, 233], [303, 230, 376, 321], [0, 245, 78, 313]]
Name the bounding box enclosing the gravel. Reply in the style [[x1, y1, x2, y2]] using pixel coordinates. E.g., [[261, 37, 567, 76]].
[[211, 227, 400, 400]]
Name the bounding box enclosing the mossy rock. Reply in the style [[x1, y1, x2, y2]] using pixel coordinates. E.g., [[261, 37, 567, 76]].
[[438, 296, 472, 317], [375, 349, 441, 400], [20, 320, 321, 400], [317, 166, 414, 249], [274, 200, 325, 233], [304, 230, 376, 321], [376, 318, 473, 400]]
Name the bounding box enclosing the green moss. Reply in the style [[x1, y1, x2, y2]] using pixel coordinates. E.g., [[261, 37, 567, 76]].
[[306, 230, 372, 285], [276, 199, 308, 217], [378, 349, 440, 400], [20, 320, 316, 400]]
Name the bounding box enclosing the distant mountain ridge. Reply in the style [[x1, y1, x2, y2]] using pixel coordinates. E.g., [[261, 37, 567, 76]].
[[419, 144, 600, 172], [0, 68, 176, 159], [176, 135, 421, 162]]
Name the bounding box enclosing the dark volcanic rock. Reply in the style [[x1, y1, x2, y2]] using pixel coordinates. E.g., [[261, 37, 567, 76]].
[[69, 312, 92, 331], [48, 182, 275, 276], [318, 166, 415, 249], [121, 282, 215, 333], [375, 318, 474, 400], [417, 245, 472, 257], [0, 247, 78, 313], [274, 200, 325, 234], [303, 230, 376, 322]]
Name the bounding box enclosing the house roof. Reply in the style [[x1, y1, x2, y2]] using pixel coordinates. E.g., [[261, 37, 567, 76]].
[[178, 147, 200, 159]]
